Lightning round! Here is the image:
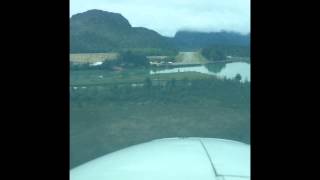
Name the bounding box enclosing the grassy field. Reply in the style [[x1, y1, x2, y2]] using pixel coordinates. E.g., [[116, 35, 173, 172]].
[[70, 70, 250, 168], [70, 99, 250, 168], [70, 66, 250, 169], [70, 53, 119, 64]]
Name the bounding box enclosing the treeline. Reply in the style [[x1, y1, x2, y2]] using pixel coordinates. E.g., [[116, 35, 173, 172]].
[[108, 51, 149, 67], [201, 45, 250, 62], [172, 31, 250, 51], [120, 48, 178, 57], [70, 77, 250, 109]]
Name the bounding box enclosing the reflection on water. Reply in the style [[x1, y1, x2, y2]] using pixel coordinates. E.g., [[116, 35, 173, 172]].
[[150, 62, 250, 82], [205, 63, 226, 73]]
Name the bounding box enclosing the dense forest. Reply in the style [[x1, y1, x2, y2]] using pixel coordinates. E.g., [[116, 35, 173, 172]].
[[201, 45, 250, 61], [172, 31, 250, 51]]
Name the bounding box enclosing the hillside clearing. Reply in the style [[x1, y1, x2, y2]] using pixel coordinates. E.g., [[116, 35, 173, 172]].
[[174, 52, 208, 65]]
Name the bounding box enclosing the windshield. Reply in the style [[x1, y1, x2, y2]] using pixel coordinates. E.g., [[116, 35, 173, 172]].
[[70, 0, 250, 172]]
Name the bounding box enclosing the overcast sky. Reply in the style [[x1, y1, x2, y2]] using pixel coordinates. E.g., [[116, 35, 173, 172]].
[[70, 0, 250, 37]]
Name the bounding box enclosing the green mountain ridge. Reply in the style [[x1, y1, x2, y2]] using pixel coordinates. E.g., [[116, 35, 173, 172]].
[[70, 9, 171, 53], [70, 9, 250, 53]]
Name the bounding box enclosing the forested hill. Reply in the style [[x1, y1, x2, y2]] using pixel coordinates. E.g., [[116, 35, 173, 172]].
[[70, 9, 250, 53], [70, 9, 172, 53], [171, 31, 250, 50]]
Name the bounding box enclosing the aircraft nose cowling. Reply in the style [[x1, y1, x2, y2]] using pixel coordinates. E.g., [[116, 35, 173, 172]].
[[70, 137, 250, 180]]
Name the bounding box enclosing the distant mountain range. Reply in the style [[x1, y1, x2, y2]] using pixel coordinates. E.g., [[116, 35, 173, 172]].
[[70, 9, 250, 53], [172, 31, 250, 51]]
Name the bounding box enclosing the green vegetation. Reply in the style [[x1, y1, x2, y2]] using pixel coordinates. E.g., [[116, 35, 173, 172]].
[[173, 31, 250, 51], [70, 76, 250, 168], [71, 78, 249, 108], [114, 51, 149, 67], [70, 10, 174, 53], [121, 48, 178, 57], [235, 74, 242, 82], [205, 63, 227, 73], [202, 48, 226, 61], [201, 45, 250, 62]]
